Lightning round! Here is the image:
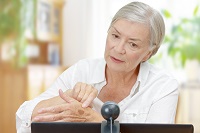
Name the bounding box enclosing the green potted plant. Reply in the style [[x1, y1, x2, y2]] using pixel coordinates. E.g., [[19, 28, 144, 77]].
[[163, 6, 200, 81], [0, 0, 26, 67], [163, 6, 200, 67], [0, 0, 36, 68]]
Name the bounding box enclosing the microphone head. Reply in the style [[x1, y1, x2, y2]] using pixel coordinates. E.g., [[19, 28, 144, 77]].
[[101, 101, 120, 121]]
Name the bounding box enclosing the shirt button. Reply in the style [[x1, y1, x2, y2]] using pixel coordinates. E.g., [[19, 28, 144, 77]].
[[24, 120, 31, 127]]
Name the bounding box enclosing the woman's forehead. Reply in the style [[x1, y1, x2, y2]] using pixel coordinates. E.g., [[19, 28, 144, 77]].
[[110, 19, 150, 41]]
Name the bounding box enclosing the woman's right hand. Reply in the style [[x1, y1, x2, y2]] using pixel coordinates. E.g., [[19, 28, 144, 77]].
[[65, 82, 98, 108]]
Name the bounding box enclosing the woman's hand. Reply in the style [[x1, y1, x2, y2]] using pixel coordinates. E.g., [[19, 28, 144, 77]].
[[31, 82, 98, 121], [32, 90, 103, 122], [67, 82, 98, 108]]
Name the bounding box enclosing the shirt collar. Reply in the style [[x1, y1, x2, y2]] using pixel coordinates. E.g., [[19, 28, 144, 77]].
[[89, 59, 150, 89], [137, 61, 150, 88]]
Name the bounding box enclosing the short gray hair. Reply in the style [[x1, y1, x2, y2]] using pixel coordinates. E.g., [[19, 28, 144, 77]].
[[109, 1, 165, 57]]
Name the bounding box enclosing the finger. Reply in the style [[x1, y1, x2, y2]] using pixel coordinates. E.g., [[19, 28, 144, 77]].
[[64, 89, 73, 97], [80, 85, 92, 103], [82, 89, 98, 108], [37, 104, 66, 114], [76, 83, 87, 102], [59, 89, 75, 103], [72, 82, 82, 99], [32, 113, 63, 122], [55, 116, 87, 122]]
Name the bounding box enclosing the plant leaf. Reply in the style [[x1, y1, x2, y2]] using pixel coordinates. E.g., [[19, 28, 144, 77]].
[[193, 6, 199, 16], [162, 9, 172, 18]]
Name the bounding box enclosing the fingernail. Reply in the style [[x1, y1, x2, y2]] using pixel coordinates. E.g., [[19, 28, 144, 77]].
[[82, 103, 87, 108]]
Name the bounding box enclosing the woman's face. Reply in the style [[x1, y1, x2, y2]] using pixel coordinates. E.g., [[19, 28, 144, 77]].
[[104, 19, 152, 73]]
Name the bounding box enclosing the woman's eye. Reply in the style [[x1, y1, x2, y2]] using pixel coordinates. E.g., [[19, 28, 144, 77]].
[[129, 42, 137, 47], [112, 34, 119, 39]]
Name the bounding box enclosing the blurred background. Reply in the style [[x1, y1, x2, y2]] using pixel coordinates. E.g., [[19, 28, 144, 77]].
[[0, 0, 200, 133]]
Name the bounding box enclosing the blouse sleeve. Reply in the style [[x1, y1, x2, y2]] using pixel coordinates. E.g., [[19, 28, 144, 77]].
[[16, 64, 76, 133]]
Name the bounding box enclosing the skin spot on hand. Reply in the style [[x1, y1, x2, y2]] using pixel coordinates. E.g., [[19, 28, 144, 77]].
[[78, 109, 84, 115]]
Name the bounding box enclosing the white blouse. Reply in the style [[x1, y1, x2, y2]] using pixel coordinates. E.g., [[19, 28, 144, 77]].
[[16, 58, 179, 133]]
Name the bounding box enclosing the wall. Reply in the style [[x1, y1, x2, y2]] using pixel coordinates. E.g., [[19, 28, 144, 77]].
[[62, 0, 199, 66]]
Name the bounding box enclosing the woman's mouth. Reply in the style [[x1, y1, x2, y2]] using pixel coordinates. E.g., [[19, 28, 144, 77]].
[[110, 56, 124, 63]]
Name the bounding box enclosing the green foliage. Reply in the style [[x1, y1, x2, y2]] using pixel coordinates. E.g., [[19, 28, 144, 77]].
[[0, 0, 35, 68], [162, 9, 172, 19], [0, 0, 25, 68], [0, 0, 21, 42], [163, 6, 200, 66]]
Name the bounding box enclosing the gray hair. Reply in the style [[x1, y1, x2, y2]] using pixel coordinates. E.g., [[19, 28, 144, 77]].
[[109, 1, 165, 57]]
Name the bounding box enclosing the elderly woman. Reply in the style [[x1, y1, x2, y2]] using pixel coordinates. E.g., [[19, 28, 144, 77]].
[[16, 2, 178, 133]]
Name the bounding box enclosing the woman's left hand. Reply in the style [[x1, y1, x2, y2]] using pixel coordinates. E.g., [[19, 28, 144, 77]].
[[32, 89, 103, 122]]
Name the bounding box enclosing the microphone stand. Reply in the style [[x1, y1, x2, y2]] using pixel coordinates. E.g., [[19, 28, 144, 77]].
[[101, 118, 120, 133]]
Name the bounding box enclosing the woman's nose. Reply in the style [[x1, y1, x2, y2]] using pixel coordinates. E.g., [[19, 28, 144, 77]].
[[114, 41, 126, 54]]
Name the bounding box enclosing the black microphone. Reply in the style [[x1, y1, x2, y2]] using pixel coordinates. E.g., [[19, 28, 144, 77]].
[[101, 101, 120, 133]]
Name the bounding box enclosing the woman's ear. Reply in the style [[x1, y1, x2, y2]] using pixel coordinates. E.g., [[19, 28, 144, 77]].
[[142, 51, 152, 62], [142, 44, 156, 62]]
